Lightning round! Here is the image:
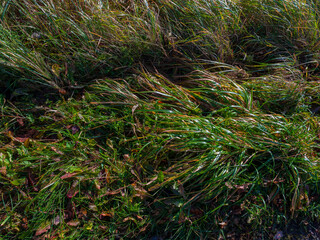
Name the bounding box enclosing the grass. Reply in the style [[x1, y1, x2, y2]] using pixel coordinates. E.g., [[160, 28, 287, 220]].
[[1, 0, 320, 239]]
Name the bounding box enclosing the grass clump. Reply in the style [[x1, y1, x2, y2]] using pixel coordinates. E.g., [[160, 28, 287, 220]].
[[1, 0, 320, 239]]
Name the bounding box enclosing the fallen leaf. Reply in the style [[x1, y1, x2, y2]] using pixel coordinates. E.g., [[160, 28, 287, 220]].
[[89, 204, 98, 212], [67, 188, 79, 199], [71, 126, 80, 135], [132, 104, 139, 115], [225, 182, 233, 189], [234, 183, 251, 192], [123, 217, 136, 222], [60, 173, 78, 180], [99, 225, 107, 230], [53, 216, 61, 225], [59, 88, 67, 95], [94, 180, 101, 190], [23, 138, 30, 147], [100, 211, 113, 219], [5, 130, 14, 140], [22, 217, 28, 229], [78, 208, 87, 218], [0, 166, 6, 176], [67, 220, 80, 227], [105, 168, 110, 183], [15, 137, 29, 143], [53, 158, 61, 162], [218, 222, 228, 229], [139, 223, 149, 233], [35, 224, 51, 236], [66, 180, 79, 198], [123, 154, 131, 162], [17, 118, 24, 126], [51, 146, 63, 155], [98, 186, 126, 198], [132, 183, 149, 199]]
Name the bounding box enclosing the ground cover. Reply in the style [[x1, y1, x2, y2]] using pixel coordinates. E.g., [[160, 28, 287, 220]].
[[1, 0, 320, 239]]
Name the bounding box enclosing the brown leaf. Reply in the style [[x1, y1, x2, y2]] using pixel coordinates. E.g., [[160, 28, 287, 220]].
[[225, 182, 233, 189], [132, 183, 149, 199], [0, 166, 6, 176], [89, 204, 98, 212], [67, 188, 79, 199], [60, 173, 78, 180], [94, 180, 101, 190], [234, 183, 250, 190], [15, 137, 28, 143], [139, 223, 149, 233], [66, 180, 79, 198], [218, 222, 228, 229], [78, 208, 87, 218], [66, 125, 80, 135], [17, 118, 24, 126], [22, 217, 28, 230], [59, 89, 67, 95], [23, 138, 30, 147], [5, 130, 14, 140], [100, 211, 113, 219], [53, 216, 61, 226], [123, 217, 135, 222], [67, 220, 80, 227], [98, 186, 126, 198], [51, 146, 63, 155], [99, 225, 107, 230], [123, 154, 131, 162], [105, 168, 110, 183], [71, 126, 80, 135], [35, 224, 51, 236]]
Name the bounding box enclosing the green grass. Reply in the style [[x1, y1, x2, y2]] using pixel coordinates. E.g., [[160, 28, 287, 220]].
[[1, 0, 320, 239]]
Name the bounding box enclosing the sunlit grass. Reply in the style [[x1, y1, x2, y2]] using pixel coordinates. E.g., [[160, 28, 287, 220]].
[[1, 0, 320, 239]]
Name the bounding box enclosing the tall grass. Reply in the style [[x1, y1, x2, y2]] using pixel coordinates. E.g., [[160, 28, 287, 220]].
[[1, 0, 319, 89], [1, 0, 320, 239]]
